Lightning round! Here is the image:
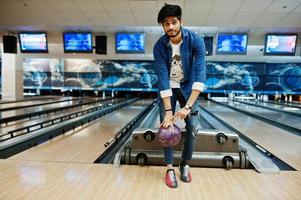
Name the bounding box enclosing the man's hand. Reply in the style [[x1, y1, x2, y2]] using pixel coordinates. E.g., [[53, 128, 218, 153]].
[[175, 108, 190, 120], [161, 111, 175, 128]]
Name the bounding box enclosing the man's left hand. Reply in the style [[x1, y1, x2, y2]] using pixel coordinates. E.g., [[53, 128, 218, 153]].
[[175, 108, 190, 120]]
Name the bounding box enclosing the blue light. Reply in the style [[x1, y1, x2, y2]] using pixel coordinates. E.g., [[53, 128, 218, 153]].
[[63, 33, 93, 53], [217, 34, 247, 54], [116, 33, 145, 53]]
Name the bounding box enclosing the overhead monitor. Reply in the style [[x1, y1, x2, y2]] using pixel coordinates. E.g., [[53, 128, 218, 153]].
[[264, 34, 298, 56], [115, 33, 145, 53], [216, 33, 248, 54], [18, 32, 48, 53], [63, 32, 93, 53]]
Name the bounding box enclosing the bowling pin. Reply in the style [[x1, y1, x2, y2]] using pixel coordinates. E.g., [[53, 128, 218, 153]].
[[263, 95, 268, 101]]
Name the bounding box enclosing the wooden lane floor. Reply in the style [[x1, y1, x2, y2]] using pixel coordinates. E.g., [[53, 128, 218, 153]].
[[0, 96, 73, 110], [0, 99, 114, 138], [8, 100, 152, 163], [202, 100, 301, 170], [0, 96, 59, 104], [0, 159, 300, 200], [266, 100, 301, 108], [228, 100, 301, 130], [255, 101, 301, 114]]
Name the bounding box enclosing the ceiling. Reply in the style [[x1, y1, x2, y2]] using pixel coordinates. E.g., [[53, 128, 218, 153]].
[[0, 0, 301, 35]]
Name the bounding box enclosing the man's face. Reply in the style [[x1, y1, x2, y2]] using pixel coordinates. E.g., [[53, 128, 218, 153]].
[[162, 16, 182, 38]]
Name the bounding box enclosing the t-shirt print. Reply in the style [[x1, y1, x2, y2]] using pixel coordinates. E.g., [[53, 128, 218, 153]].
[[170, 54, 184, 82]]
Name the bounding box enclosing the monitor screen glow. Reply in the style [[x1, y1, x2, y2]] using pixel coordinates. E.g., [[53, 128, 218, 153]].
[[264, 34, 298, 56], [115, 33, 145, 53], [216, 34, 248, 54], [63, 33, 93, 53], [19, 32, 48, 53]]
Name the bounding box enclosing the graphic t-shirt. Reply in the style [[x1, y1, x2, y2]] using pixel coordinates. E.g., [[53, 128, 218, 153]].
[[170, 40, 183, 88]]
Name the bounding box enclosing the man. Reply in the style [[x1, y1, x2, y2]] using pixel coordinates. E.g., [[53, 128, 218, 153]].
[[153, 4, 206, 188]]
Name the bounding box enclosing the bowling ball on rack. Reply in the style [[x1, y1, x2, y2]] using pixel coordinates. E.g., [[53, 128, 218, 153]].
[[157, 124, 182, 147]]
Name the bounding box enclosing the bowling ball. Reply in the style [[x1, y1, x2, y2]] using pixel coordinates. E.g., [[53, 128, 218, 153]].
[[157, 125, 182, 147]]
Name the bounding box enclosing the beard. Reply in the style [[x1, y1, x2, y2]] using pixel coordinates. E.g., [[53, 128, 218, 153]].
[[167, 28, 181, 38]]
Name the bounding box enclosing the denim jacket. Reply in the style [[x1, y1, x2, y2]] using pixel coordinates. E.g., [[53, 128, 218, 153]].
[[153, 27, 206, 100]]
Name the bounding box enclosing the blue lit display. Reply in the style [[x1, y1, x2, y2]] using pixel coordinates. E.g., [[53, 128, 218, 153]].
[[19, 58, 300, 94], [216, 34, 248, 54], [115, 33, 145, 53], [19, 32, 48, 53], [63, 33, 93, 53], [206, 62, 301, 94]]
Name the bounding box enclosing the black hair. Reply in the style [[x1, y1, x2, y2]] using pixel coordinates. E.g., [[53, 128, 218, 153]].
[[157, 4, 182, 24]]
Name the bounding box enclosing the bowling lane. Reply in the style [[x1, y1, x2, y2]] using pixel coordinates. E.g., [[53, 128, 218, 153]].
[[0, 96, 74, 110], [263, 100, 301, 109], [272, 100, 301, 108], [8, 99, 152, 163], [0, 97, 100, 121], [0, 95, 58, 104], [226, 100, 301, 130], [0, 99, 116, 138], [239, 100, 301, 115], [202, 100, 301, 170]]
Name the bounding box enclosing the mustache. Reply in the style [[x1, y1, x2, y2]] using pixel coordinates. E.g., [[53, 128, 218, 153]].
[[167, 29, 176, 33], [167, 29, 181, 38]]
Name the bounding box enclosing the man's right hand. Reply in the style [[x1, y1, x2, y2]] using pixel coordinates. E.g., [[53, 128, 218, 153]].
[[160, 111, 174, 128]]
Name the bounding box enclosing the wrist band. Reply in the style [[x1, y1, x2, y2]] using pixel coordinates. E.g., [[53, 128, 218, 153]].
[[165, 109, 172, 112]]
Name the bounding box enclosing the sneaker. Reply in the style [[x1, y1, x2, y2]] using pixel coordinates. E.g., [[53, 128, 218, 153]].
[[179, 164, 192, 183], [165, 169, 178, 188]]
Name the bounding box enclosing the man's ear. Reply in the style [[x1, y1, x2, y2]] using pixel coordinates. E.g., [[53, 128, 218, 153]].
[[180, 19, 183, 26]]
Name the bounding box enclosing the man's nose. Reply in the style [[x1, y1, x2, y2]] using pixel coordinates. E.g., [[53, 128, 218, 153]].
[[168, 26, 174, 31], [167, 24, 174, 29]]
